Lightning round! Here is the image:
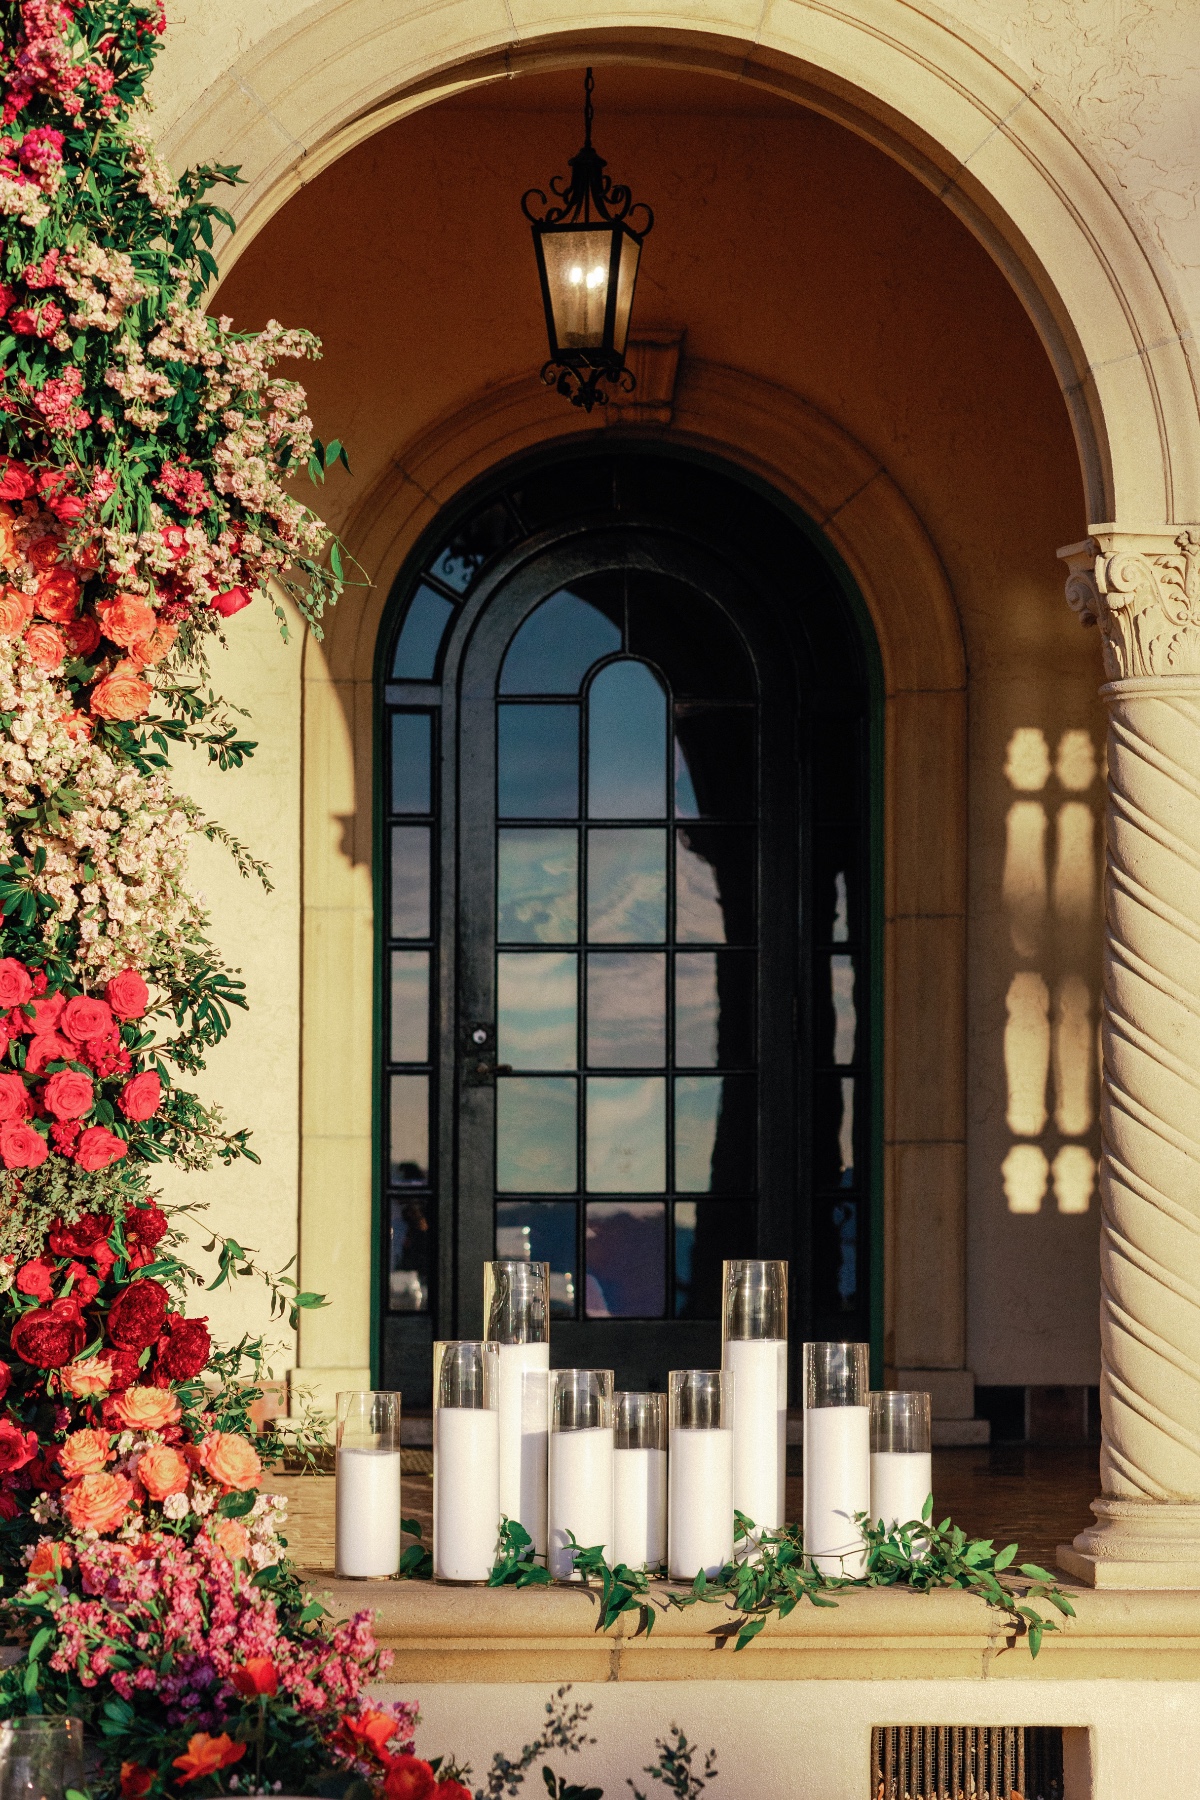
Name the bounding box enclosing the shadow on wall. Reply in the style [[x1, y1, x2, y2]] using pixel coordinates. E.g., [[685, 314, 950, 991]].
[[1000, 727, 1101, 1217]]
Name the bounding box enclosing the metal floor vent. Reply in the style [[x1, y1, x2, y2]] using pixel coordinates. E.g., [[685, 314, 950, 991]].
[[871, 1725, 1064, 1800]]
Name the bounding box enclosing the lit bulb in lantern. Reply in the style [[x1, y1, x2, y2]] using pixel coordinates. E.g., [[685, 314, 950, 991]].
[[569, 265, 584, 285], [586, 266, 605, 289]]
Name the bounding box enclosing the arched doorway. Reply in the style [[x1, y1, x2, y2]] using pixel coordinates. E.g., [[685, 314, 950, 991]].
[[376, 446, 881, 1399]]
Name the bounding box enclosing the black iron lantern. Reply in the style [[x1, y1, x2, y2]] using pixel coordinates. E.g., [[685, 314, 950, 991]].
[[522, 69, 654, 413]]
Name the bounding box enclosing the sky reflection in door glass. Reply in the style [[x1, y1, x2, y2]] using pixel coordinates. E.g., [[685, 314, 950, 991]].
[[498, 829, 578, 942], [588, 661, 667, 818], [498, 704, 579, 817], [587, 829, 666, 941], [585, 1202, 666, 1316], [497, 951, 577, 1069], [500, 586, 622, 694], [496, 1076, 576, 1191], [587, 952, 665, 1067], [586, 1076, 665, 1191]]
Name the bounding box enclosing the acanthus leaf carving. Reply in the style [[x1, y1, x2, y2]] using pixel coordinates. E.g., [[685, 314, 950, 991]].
[[1060, 529, 1200, 681]]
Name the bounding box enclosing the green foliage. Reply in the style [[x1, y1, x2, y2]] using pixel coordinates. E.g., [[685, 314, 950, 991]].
[[488, 1518, 552, 1588]]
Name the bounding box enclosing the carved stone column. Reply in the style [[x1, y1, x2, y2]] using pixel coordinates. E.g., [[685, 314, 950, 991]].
[[1057, 527, 1200, 1587]]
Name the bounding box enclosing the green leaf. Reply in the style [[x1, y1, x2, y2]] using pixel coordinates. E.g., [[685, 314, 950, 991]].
[[992, 1542, 1018, 1571], [218, 1488, 258, 1518]]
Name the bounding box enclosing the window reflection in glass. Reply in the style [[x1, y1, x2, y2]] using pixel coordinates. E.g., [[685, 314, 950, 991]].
[[495, 1201, 577, 1316], [586, 1076, 665, 1191], [585, 1202, 666, 1316], [497, 951, 577, 1070], [673, 1200, 755, 1319], [498, 705, 579, 818], [833, 871, 850, 943], [674, 951, 754, 1068], [392, 584, 454, 680], [587, 953, 665, 1068], [813, 1074, 855, 1188], [496, 1076, 576, 1192], [587, 828, 666, 942], [427, 499, 515, 594], [831, 954, 856, 1064], [626, 573, 754, 702], [389, 1075, 429, 1185], [501, 586, 621, 694], [675, 827, 755, 944], [673, 709, 755, 819], [389, 1197, 431, 1312], [390, 951, 429, 1063], [588, 661, 667, 819], [675, 1074, 755, 1193], [498, 829, 578, 943], [390, 827, 430, 939], [391, 713, 431, 815]]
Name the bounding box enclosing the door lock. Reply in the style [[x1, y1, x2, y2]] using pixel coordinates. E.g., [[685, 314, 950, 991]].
[[461, 1022, 510, 1086]]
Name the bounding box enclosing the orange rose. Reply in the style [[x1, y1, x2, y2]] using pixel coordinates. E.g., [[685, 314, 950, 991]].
[[96, 594, 155, 651], [0, 589, 34, 636], [196, 1431, 261, 1493], [63, 1470, 134, 1534], [27, 1540, 72, 1585], [136, 1443, 190, 1501], [113, 1386, 181, 1431], [90, 664, 152, 721], [23, 622, 65, 669], [172, 1735, 245, 1785], [212, 1517, 250, 1561], [58, 1355, 114, 1397], [34, 567, 80, 623], [57, 1428, 112, 1480]]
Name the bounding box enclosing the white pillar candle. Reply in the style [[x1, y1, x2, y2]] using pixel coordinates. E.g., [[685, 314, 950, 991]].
[[335, 1447, 403, 1578], [668, 1427, 734, 1579], [803, 1404, 870, 1576], [548, 1425, 613, 1578], [725, 1337, 787, 1535], [496, 1341, 549, 1553], [434, 1406, 501, 1580], [870, 1450, 933, 1532], [614, 1445, 667, 1569]]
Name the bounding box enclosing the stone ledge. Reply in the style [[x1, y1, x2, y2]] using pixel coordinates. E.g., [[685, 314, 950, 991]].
[[298, 1571, 1200, 1683]]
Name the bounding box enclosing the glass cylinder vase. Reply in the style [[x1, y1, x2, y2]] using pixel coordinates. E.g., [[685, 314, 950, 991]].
[[0, 1718, 83, 1800], [484, 1259, 550, 1556], [613, 1390, 667, 1570], [335, 1390, 403, 1579], [668, 1369, 734, 1580], [548, 1369, 614, 1580], [722, 1258, 788, 1537], [434, 1340, 501, 1581], [802, 1342, 870, 1577], [869, 1389, 933, 1532]]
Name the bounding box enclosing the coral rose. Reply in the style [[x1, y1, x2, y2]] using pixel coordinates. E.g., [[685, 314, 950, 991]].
[[0, 589, 34, 635], [382, 1757, 437, 1800], [60, 995, 113, 1043], [33, 567, 80, 622], [0, 959, 32, 1008], [0, 1121, 47, 1169], [58, 1356, 114, 1397], [119, 1764, 154, 1800], [57, 1428, 112, 1480], [117, 1070, 160, 1122], [61, 614, 101, 658], [23, 622, 65, 669], [90, 664, 152, 721], [231, 1657, 278, 1698], [0, 1418, 37, 1472], [106, 1278, 168, 1349], [41, 1068, 93, 1121], [172, 1736, 245, 1785], [12, 1298, 85, 1368], [155, 1315, 210, 1381], [106, 970, 148, 1020], [74, 1125, 127, 1171], [96, 594, 156, 651], [112, 1385, 180, 1431], [197, 1431, 262, 1492], [212, 1517, 250, 1561], [63, 1470, 134, 1534], [136, 1443, 189, 1500], [140, 622, 177, 665], [0, 1072, 30, 1122]]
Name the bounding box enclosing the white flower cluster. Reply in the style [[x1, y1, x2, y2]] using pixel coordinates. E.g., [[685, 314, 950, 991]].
[[60, 243, 147, 335]]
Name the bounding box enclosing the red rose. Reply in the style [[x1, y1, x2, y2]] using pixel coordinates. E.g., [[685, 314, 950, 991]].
[[48, 1213, 112, 1258], [0, 960, 31, 1009], [106, 971, 148, 1020], [62, 1261, 98, 1306], [101, 1347, 142, 1391], [435, 1784, 472, 1800], [12, 1298, 86, 1368], [16, 1258, 55, 1303], [382, 1758, 437, 1800], [155, 1315, 210, 1381], [0, 1122, 47, 1169], [0, 460, 35, 501], [0, 1073, 30, 1123], [0, 1363, 12, 1401], [62, 615, 101, 659], [74, 1126, 127, 1172], [10, 992, 63, 1037], [211, 586, 252, 618], [60, 996, 114, 1044], [42, 1069, 93, 1121], [25, 1033, 69, 1075], [117, 1071, 160, 1123], [106, 1279, 168, 1351], [0, 1492, 19, 1520], [0, 1418, 37, 1473], [125, 1204, 167, 1253]]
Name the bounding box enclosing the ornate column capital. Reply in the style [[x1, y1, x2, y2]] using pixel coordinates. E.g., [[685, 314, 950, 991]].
[[1059, 526, 1200, 682]]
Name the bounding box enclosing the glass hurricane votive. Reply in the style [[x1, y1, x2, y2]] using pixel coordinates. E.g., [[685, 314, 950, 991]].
[[869, 1389, 933, 1532], [722, 1259, 788, 1537], [613, 1390, 667, 1571], [802, 1342, 870, 1577], [668, 1369, 734, 1581], [548, 1368, 614, 1580], [334, 1390, 403, 1580], [433, 1340, 500, 1582], [484, 1259, 550, 1556]]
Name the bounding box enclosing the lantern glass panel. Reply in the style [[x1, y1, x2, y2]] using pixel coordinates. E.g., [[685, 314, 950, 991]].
[[612, 231, 642, 357], [541, 228, 616, 351]]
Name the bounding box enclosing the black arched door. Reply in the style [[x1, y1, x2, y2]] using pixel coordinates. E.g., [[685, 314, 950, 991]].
[[378, 452, 877, 1399]]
